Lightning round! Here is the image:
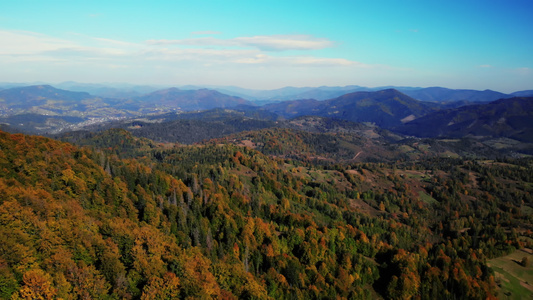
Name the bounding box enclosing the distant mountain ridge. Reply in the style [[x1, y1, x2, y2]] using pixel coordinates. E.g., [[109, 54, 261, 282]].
[[54, 81, 165, 99], [0, 85, 92, 107], [3, 81, 532, 102], [511, 90, 533, 97], [262, 89, 438, 129], [0, 85, 103, 120], [135, 87, 252, 110], [190, 85, 527, 103], [398, 87, 511, 103], [395, 97, 533, 142]]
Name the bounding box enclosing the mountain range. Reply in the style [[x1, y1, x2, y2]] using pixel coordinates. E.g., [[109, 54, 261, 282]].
[[0, 85, 251, 133], [183, 85, 532, 103], [3, 81, 533, 102], [1, 83, 532, 157]]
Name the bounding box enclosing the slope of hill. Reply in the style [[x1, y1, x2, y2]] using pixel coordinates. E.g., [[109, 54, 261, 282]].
[[0, 85, 93, 116], [511, 90, 533, 97], [0, 114, 86, 134], [0, 85, 137, 133], [395, 97, 533, 143], [215, 126, 517, 163], [263, 89, 437, 129]]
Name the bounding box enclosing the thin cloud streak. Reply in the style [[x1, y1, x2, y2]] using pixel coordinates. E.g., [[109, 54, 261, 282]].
[[234, 35, 334, 51], [191, 31, 222, 35], [147, 37, 234, 47], [234, 55, 360, 67], [147, 34, 334, 51], [0, 30, 76, 55], [141, 48, 360, 67], [514, 67, 531, 75]]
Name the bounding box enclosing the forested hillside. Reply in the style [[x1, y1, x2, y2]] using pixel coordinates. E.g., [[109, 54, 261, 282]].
[[0, 129, 532, 299]]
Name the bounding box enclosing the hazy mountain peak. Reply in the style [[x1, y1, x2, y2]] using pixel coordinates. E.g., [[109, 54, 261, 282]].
[[0, 85, 93, 102], [135, 87, 251, 111]]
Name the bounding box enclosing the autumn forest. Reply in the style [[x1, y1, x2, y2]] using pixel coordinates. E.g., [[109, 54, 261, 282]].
[[0, 126, 531, 299]]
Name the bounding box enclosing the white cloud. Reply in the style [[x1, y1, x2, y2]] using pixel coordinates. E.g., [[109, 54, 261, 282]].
[[0, 30, 350, 67], [0, 29, 390, 87], [0, 30, 145, 66], [141, 47, 258, 63], [234, 55, 359, 67], [91, 36, 140, 48]]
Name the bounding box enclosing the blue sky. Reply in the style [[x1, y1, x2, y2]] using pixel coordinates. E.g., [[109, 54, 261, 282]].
[[1, 0, 532, 92]]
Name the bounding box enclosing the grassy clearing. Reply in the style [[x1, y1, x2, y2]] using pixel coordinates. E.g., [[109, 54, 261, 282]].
[[418, 191, 437, 205], [488, 248, 533, 299], [403, 170, 429, 180], [413, 143, 431, 152], [398, 145, 415, 153], [440, 150, 460, 158]]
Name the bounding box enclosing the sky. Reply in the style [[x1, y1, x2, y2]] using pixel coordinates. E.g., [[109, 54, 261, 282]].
[[1, 0, 532, 92]]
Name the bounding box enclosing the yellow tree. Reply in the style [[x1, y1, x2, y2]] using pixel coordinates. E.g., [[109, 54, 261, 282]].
[[13, 269, 56, 300]]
